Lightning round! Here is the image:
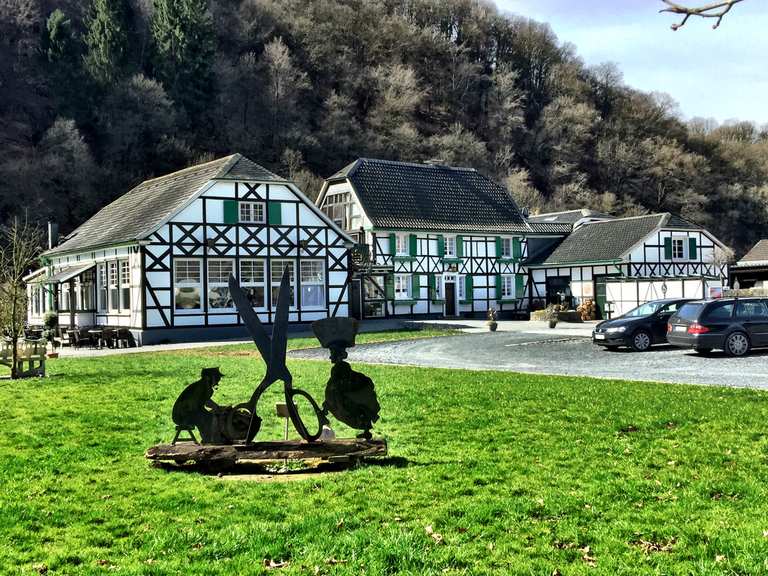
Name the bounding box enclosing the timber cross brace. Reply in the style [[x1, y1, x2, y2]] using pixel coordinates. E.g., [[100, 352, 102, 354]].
[[168, 266, 381, 446]]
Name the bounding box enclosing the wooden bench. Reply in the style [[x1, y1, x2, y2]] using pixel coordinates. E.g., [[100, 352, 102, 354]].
[[0, 339, 46, 378]]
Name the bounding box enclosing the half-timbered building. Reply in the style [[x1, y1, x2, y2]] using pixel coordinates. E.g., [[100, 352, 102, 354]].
[[526, 212, 730, 318], [317, 158, 569, 319], [730, 240, 768, 290], [27, 154, 353, 344]]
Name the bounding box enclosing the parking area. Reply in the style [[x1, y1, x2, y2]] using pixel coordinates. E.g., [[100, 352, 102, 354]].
[[291, 330, 768, 389]]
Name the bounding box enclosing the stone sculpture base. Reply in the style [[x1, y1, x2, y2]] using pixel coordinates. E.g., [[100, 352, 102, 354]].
[[145, 438, 387, 471]]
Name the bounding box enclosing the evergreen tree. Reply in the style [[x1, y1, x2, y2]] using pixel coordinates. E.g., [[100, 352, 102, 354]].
[[41, 9, 87, 119], [151, 0, 216, 118], [84, 0, 132, 85]]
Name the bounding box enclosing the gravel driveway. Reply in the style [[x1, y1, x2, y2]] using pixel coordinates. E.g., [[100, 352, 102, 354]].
[[290, 332, 768, 389]]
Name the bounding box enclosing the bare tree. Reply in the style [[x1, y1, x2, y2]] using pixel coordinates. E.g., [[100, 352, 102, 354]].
[[0, 219, 44, 379], [660, 0, 745, 30]]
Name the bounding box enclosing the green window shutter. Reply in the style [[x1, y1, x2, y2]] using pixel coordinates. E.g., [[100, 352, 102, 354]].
[[664, 237, 673, 259], [223, 200, 238, 224], [513, 237, 522, 260], [464, 275, 474, 302], [389, 233, 396, 255], [409, 234, 417, 256], [428, 273, 436, 298], [689, 237, 698, 260], [495, 237, 502, 259], [456, 236, 464, 258], [495, 274, 503, 300], [385, 274, 394, 300], [437, 235, 445, 258], [515, 274, 525, 298], [268, 201, 282, 225], [411, 274, 421, 298]]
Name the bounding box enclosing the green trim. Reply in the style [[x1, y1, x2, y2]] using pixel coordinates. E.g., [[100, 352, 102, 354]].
[[499, 299, 520, 304], [495, 274, 502, 301], [431, 299, 446, 304], [664, 237, 673, 259], [515, 274, 525, 296], [495, 237, 502, 258], [223, 200, 238, 224], [411, 273, 421, 298], [437, 235, 445, 258], [460, 299, 473, 305], [393, 299, 417, 306], [456, 236, 464, 258], [393, 256, 416, 262], [464, 275, 473, 303], [497, 258, 518, 264], [408, 234, 417, 256], [526, 259, 623, 268], [385, 274, 394, 300], [512, 237, 522, 260], [268, 201, 282, 225], [441, 257, 462, 264], [689, 237, 698, 259], [389, 233, 396, 255]]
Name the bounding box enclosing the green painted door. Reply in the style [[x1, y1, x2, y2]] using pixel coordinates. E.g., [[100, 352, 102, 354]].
[[594, 275, 620, 320]]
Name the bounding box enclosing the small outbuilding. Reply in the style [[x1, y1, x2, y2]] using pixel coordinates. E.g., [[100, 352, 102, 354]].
[[730, 239, 768, 291]]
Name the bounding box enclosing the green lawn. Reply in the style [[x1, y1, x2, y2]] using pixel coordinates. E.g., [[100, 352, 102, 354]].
[[3, 337, 768, 575]]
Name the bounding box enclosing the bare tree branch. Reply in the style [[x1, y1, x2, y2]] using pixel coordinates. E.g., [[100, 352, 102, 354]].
[[660, 0, 745, 30]]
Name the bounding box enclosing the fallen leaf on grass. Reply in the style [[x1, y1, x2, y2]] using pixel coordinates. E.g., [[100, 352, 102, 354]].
[[715, 555, 726, 563], [335, 518, 344, 529], [579, 546, 596, 567], [631, 538, 676, 554], [264, 559, 290, 569], [33, 564, 48, 575], [763, 530, 768, 538], [325, 557, 346, 565], [425, 525, 444, 544]]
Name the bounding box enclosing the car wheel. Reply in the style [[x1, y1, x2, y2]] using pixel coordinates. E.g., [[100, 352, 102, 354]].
[[694, 347, 713, 355], [630, 330, 652, 352], [724, 332, 750, 357]]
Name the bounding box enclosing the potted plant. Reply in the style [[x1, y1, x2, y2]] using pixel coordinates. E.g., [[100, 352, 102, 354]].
[[486, 308, 498, 332], [545, 304, 561, 329], [42, 312, 60, 358]]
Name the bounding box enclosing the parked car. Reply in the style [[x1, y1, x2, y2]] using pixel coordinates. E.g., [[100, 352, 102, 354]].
[[592, 298, 693, 351], [667, 298, 768, 357]]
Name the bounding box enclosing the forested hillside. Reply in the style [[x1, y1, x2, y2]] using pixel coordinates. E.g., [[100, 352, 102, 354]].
[[1, 0, 766, 255]]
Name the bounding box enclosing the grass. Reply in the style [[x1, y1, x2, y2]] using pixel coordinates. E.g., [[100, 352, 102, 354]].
[[3, 332, 768, 574]]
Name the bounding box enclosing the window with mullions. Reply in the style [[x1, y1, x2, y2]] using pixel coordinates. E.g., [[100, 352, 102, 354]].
[[208, 259, 235, 310], [672, 238, 685, 259], [444, 237, 456, 258], [501, 275, 515, 299], [239, 201, 265, 223], [300, 260, 325, 308], [394, 274, 411, 300], [271, 259, 296, 307], [77, 269, 95, 311], [395, 234, 408, 255], [108, 261, 119, 311], [120, 260, 131, 310], [175, 259, 202, 311], [240, 259, 266, 309], [501, 238, 512, 259], [97, 264, 107, 312]]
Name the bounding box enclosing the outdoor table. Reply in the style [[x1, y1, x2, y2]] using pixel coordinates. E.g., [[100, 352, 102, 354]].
[[88, 328, 104, 349]]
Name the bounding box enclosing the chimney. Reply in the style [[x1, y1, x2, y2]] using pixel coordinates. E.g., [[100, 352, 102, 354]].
[[521, 207, 530, 218], [48, 222, 59, 250]]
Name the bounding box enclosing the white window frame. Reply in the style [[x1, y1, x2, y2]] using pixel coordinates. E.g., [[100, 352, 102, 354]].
[[97, 263, 107, 312], [108, 261, 120, 312], [207, 259, 236, 311], [271, 259, 296, 309], [434, 275, 443, 300], [300, 260, 326, 309], [174, 258, 203, 313], [120, 260, 131, 311], [395, 233, 408, 256], [672, 238, 686, 260], [444, 236, 456, 258], [501, 275, 515, 299], [394, 274, 411, 300], [501, 238, 513, 259], [240, 259, 267, 310], [239, 201, 266, 224]]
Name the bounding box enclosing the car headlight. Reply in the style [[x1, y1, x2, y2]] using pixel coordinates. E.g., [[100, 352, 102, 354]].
[[605, 326, 626, 334]]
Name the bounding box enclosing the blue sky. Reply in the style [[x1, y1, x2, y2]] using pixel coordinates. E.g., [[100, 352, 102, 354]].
[[496, 0, 768, 125]]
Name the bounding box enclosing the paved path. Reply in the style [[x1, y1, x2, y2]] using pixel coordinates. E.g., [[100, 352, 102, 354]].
[[290, 331, 768, 389]]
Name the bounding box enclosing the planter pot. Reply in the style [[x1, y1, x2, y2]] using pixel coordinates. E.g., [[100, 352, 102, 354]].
[[487, 322, 498, 332], [46, 352, 59, 359], [548, 319, 558, 329]]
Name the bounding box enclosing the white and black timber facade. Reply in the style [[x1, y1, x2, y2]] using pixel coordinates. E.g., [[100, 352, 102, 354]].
[[27, 154, 353, 344], [317, 158, 569, 319]]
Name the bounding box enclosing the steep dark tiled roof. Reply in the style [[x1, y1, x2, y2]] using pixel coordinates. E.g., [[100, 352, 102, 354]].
[[528, 213, 700, 266], [329, 158, 568, 234], [737, 239, 768, 265], [45, 154, 285, 256], [528, 209, 614, 225]]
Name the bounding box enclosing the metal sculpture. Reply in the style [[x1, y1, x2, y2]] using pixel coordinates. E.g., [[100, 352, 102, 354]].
[[168, 266, 380, 446]]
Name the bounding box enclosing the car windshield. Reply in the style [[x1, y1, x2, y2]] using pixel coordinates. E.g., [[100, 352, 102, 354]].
[[622, 302, 664, 318]]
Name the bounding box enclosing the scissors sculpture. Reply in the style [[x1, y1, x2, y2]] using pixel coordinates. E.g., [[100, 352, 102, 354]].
[[171, 266, 379, 445]]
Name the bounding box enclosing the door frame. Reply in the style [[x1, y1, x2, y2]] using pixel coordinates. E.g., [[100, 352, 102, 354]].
[[443, 273, 458, 317]]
